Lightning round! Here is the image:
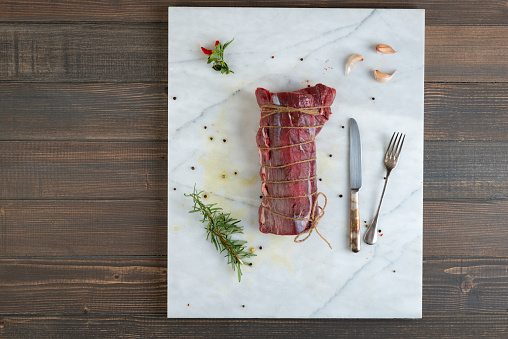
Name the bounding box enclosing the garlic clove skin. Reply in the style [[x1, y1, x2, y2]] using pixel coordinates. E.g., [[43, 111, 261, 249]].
[[376, 44, 397, 54], [374, 70, 397, 83], [345, 54, 364, 76]]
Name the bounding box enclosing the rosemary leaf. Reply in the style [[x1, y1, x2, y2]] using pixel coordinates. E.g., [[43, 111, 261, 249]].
[[184, 186, 255, 282]]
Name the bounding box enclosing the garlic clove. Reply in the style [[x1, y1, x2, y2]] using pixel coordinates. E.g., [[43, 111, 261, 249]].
[[376, 44, 397, 54], [345, 54, 364, 76], [374, 70, 397, 83]]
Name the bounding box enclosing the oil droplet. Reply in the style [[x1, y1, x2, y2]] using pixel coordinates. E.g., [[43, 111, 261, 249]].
[[221, 174, 227, 179], [173, 226, 180, 231], [269, 254, 294, 276]]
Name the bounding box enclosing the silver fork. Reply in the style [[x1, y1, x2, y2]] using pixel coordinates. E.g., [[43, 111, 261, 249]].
[[364, 132, 405, 245]]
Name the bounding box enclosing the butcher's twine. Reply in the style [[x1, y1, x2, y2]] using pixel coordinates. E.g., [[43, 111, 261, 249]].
[[258, 104, 332, 248], [260, 193, 330, 249]]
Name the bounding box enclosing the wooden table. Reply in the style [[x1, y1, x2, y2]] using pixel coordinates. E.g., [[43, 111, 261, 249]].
[[0, 1, 506, 337]]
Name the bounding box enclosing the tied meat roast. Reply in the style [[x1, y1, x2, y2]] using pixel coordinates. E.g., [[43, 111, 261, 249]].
[[255, 84, 336, 235]]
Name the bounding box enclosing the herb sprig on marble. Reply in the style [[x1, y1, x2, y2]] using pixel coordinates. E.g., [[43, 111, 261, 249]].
[[201, 39, 234, 74], [185, 186, 254, 282]]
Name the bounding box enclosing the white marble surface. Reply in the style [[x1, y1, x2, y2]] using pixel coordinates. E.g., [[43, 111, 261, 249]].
[[168, 7, 424, 318]]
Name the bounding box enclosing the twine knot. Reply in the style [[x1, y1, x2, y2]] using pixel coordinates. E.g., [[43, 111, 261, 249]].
[[293, 192, 331, 249]]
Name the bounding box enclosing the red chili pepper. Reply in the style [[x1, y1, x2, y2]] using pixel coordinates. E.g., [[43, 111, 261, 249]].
[[201, 47, 213, 55], [215, 40, 220, 47]]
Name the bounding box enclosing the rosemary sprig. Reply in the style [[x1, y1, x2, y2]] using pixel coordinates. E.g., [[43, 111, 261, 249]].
[[185, 187, 255, 282]]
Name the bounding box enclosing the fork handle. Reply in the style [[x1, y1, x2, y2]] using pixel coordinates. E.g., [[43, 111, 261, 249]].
[[350, 190, 361, 253], [364, 175, 390, 245]]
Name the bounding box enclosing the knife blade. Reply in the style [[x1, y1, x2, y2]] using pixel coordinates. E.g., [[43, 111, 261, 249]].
[[349, 118, 362, 253]]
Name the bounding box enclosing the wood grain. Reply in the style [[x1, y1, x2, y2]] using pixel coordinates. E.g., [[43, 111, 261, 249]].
[[1, 258, 507, 317], [0, 83, 167, 141], [425, 259, 508, 315], [0, 200, 505, 257], [425, 83, 508, 141], [0, 315, 507, 338], [0, 200, 506, 258], [0, 141, 167, 199], [424, 200, 508, 257], [0, 200, 167, 256], [426, 26, 508, 83], [0, 0, 507, 25], [1, 24, 507, 83], [0, 141, 503, 200], [0, 23, 167, 82], [424, 141, 508, 200], [0, 258, 167, 315], [1, 82, 506, 141]]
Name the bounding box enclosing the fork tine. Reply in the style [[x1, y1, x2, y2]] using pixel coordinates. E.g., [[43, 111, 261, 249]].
[[393, 133, 402, 158], [395, 134, 405, 158], [385, 132, 396, 158]]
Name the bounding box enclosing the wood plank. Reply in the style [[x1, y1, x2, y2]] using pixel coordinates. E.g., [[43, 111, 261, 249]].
[[0, 200, 506, 257], [425, 83, 508, 141], [426, 26, 508, 83], [1, 258, 507, 316], [424, 141, 508, 200], [0, 83, 167, 140], [424, 258, 508, 315], [0, 315, 507, 338], [1, 24, 507, 83], [0, 141, 167, 199], [0, 82, 506, 141], [424, 200, 508, 257], [0, 141, 504, 200], [0, 258, 167, 315], [0, 23, 167, 82], [0, 0, 506, 25], [0, 200, 167, 256]]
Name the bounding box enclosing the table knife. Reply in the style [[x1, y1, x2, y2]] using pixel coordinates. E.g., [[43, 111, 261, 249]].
[[349, 118, 362, 253]]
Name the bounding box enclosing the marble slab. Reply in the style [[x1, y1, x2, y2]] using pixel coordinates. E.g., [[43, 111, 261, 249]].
[[168, 7, 424, 318]]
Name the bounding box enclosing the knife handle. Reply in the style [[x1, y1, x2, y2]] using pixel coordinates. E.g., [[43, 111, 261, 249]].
[[350, 190, 361, 253]]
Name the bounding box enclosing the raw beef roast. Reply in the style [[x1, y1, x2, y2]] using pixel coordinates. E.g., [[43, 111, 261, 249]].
[[255, 84, 336, 235]]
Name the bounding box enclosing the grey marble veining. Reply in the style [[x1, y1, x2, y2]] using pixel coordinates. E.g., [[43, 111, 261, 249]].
[[168, 7, 424, 318]]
